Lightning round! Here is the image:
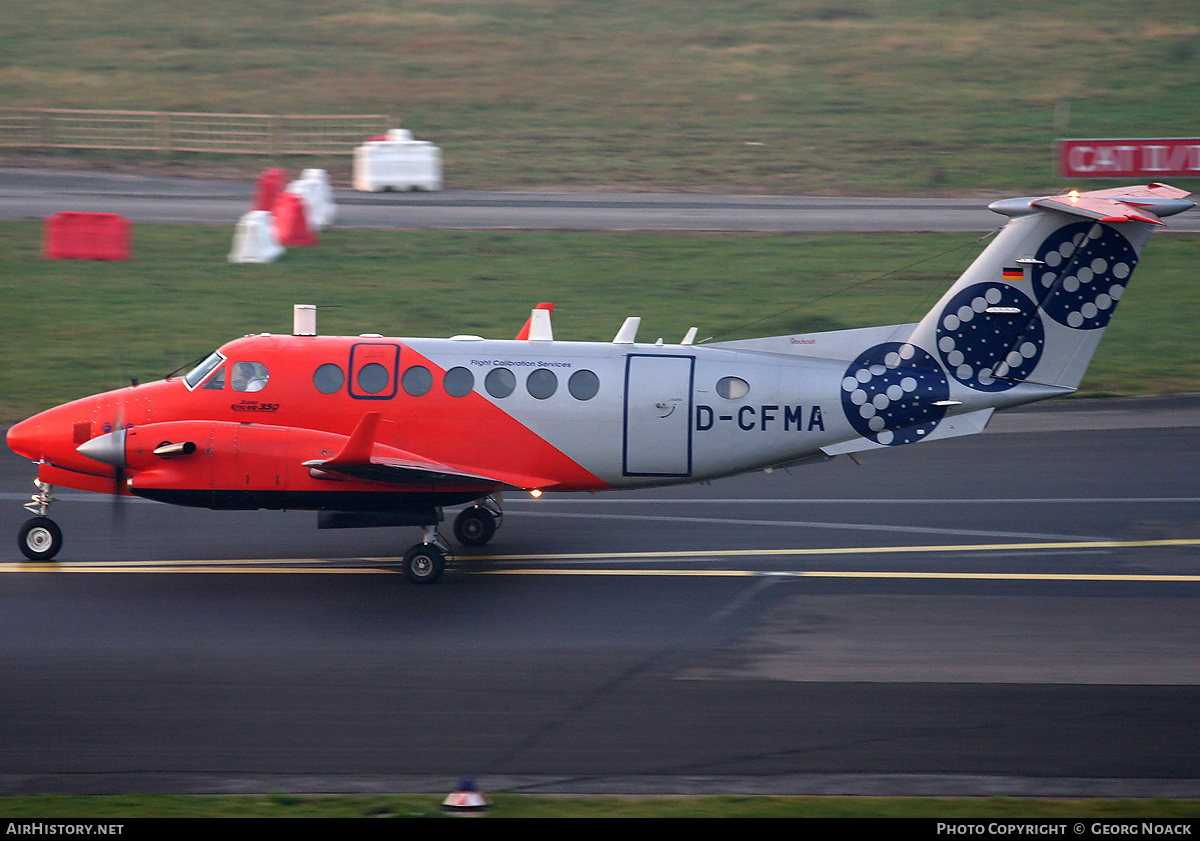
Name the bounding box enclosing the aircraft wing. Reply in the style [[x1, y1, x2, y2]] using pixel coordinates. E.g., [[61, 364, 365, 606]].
[[301, 412, 551, 490], [303, 454, 505, 486]]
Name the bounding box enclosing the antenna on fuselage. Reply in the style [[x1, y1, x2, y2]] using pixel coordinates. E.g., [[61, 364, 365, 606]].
[[527, 307, 554, 341], [681, 327, 698, 345], [612, 317, 640, 344], [516, 302, 555, 340]]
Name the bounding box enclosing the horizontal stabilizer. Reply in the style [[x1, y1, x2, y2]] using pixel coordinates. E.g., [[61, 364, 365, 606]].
[[1030, 194, 1164, 225], [821, 408, 994, 456], [992, 184, 1194, 225]]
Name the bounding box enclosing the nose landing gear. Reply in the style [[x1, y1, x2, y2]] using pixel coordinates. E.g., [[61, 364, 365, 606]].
[[18, 481, 63, 561]]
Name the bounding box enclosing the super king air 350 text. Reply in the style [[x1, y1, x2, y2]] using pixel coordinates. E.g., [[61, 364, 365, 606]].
[[8, 184, 1194, 583]]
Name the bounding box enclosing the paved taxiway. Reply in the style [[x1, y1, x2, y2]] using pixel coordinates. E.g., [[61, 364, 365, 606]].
[[2, 396, 1199, 796], [9, 167, 1200, 233]]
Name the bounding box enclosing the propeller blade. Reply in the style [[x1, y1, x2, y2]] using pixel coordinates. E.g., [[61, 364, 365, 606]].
[[112, 398, 126, 536]]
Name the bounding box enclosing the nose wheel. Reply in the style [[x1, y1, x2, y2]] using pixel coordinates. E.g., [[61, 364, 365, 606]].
[[17, 480, 63, 561], [18, 517, 63, 561]]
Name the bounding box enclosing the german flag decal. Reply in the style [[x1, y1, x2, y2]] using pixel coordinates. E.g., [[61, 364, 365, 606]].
[[1002, 267, 1023, 282]]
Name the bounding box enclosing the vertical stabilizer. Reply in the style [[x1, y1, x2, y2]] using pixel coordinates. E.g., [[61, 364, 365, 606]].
[[904, 184, 1192, 392], [823, 185, 1191, 454]]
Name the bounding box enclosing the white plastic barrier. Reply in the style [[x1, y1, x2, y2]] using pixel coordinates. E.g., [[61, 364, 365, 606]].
[[228, 210, 285, 263], [353, 129, 442, 192], [286, 168, 337, 230]]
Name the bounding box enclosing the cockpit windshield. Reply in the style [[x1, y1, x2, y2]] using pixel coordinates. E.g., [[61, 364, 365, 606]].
[[183, 351, 226, 390]]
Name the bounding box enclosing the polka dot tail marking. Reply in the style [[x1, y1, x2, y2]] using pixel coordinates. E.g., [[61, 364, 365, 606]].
[[841, 342, 949, 446], [935, 282, 1044, 392], [1034, 221, 1138, 331]]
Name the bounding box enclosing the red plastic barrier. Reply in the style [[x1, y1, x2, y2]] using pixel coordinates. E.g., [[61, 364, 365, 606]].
[[272, 192, 317, 246], [252, 168, 288, 212], [43, 212, 132, 260]]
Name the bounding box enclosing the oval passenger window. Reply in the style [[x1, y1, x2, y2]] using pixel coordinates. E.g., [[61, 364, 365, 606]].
[[716, 376, 750, 399]]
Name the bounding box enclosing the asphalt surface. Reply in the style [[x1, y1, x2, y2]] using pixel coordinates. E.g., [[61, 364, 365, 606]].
[[1, 395, 1199, 797], [10, 166, 1200, 233]]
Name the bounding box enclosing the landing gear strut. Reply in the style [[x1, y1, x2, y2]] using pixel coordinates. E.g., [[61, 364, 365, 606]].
[[18, 481, 63, 561], [453, 495, 503, 547], [399, 495, 504, 584]]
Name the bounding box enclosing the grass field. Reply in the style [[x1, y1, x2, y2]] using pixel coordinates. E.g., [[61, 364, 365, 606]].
[[2, 221, 1197, 422], [3, 0, 1198, 193]]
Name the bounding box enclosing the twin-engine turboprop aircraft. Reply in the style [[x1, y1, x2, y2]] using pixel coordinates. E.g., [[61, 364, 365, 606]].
[[7, 184, 1194, 582]]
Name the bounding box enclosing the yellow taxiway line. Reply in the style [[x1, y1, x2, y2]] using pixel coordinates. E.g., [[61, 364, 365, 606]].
[[2, 537, 1199, 580], [451, 537, 1200, 562]]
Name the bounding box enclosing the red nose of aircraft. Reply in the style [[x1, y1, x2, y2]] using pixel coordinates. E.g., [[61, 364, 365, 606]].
[[6, 386, 146, 476], [6, 414, 47, 463]]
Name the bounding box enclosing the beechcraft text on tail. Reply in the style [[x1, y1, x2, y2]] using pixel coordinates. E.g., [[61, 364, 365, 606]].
[[7, 184, 1194, 583]]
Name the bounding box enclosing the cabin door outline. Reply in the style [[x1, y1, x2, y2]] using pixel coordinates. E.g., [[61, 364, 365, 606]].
[[623, 354, 695, 478]]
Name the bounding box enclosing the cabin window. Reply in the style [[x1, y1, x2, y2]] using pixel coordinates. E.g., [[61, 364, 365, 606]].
[[349, 343, 399, 400], [183, 351, 225, 389], [357, 363, 391, 395], [485, 367, 516, 398], [526, 368, 558, 400], [231, 361, 270, 393], [401, 365, 433, 397], [716, 376, 750, 399], [202, 367, 226, 390], [568, 369, 600, 401], [313, 363, 344, 395], [443, 366, 474, 398]]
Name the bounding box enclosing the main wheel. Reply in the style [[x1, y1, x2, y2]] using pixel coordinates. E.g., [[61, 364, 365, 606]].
[[402, 543, 446, 585], [453, 506, 497, 546], [19, 517, 63, 561]]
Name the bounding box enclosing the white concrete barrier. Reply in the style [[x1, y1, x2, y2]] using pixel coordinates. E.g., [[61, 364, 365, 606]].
[[286, 168, 337, 230], [353, 129, 442, 192], [228, 210, 285, 263]]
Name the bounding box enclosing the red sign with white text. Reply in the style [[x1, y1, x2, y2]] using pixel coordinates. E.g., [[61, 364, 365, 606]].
[[1058, 138, 1200, 178]]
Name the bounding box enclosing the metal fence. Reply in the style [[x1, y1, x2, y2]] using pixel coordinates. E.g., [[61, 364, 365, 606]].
[[0, 109, 393, 155]]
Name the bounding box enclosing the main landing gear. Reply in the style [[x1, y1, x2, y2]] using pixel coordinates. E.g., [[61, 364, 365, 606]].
[[401, 496, 504, 585], [402, 527, 449, 584], [453, 497, 503, 547], [18, 481, 63, 562]]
